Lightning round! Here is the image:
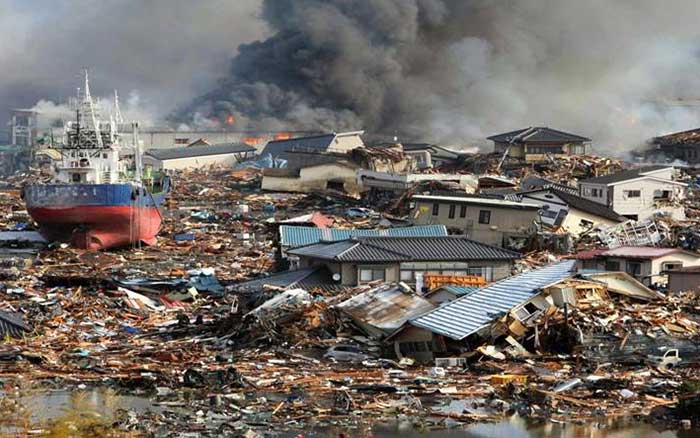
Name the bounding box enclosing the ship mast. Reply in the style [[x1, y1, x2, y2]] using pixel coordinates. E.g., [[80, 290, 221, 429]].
[[83, 70, 103, 148]]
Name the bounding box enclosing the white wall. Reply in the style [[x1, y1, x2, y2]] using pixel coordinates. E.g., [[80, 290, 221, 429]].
[[611, 179, 685, 220]]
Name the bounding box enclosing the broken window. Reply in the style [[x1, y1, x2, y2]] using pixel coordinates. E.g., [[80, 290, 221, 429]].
[[523, 302, 539, 314], [478, 210, 491, 224], [653, 190, 671, 200]]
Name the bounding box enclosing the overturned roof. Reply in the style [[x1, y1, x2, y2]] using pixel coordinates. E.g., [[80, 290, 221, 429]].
[[410, 260, 577, 340], [261, 131, 364, 157], [145, 142, 254, 161], [487, 127, 591, 144], [578, 165, 674, 185], [280, 224, 447, 248], [336, 284, 435, 335], [288, 236, 521, 263]]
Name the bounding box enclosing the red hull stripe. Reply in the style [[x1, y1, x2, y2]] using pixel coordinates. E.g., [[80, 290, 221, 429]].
[[28, 206, 162, 250]]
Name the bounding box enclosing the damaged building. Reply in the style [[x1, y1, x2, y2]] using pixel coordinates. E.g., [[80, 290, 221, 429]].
[[578, 165, 686, 221]]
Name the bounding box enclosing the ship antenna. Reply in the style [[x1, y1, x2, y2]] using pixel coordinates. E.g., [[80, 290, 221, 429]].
[[83, 70, 104, 148], [114, 90, 124, 125]]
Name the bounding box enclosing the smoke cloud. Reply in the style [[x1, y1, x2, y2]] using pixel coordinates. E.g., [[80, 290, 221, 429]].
[[182, 0, 700, 153], [0, 0, 266, 131]]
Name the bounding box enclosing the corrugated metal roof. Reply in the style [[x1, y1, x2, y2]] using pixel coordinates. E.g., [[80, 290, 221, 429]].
[[336, 285, 435, 335], [287, 236, 521, 262], [410, 260, 577, 340], [145, 143, 254, 161], [280, 224, 447, 248], [439, 286, 481, 296], [231, 266, 337, 292]]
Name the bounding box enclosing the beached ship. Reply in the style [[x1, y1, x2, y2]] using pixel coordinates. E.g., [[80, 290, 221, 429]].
[[23, 73, 169, 250]]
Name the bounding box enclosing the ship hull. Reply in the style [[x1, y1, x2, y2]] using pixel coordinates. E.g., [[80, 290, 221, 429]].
[[24, 183, 167, 250]]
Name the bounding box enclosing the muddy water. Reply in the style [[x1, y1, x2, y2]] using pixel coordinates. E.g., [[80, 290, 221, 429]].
[[8, 389, 695, 437]]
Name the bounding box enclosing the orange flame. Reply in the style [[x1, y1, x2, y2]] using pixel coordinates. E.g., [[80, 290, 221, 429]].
[[243, 137, 265, 145], [274, 132, 292, 140], [226, 115, 235, 125]]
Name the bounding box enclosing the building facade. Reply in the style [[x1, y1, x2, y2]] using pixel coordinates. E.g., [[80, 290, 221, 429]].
[[410, 195, 539, 246]]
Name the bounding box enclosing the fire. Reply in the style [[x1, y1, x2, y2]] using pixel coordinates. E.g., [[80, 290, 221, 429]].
[[243, 137, 265, 145], [226, 115, 235, 125], [274, 132, 292, 140]]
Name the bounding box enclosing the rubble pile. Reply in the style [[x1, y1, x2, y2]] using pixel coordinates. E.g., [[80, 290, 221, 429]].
[[1, 152, 700, 435]]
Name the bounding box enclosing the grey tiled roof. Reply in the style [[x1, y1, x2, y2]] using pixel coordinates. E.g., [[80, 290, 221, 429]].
[[288, 236, 521, 263], [145, 143, 254, 160], [411, 260, 577, 340], [578, 165, 671, 185], [487, 127, 591, 144]]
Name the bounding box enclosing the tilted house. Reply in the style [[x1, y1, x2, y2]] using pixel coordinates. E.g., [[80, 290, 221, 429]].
[[577, 165, 686, 221]]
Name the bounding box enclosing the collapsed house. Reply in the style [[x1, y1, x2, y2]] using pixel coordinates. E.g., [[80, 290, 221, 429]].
[[575, 246, 700, 287], [649, 127, 700, 164], [261, 152, 363, 195], [488, 126, 591, 162], [410, 194, 539, 247], [577, 165, 686, 221], [287, 235, 521, 287], [389, 261, 579, 362]]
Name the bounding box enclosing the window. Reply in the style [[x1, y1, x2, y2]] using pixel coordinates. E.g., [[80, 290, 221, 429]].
[[432, 203, 440, 216], [359, 268, 385, 282], [626, 261, 642, 277], [478, 210, 491, 224], [624, 190, 641, 198], [459, 205, 467, 218], [174, 138, 189, 145], [448, 204, 456, 219], [399, 341, 432, 354], [605, 260, 620, 271], [591, 188, 602, 197], [71, 173, 81, 183]]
